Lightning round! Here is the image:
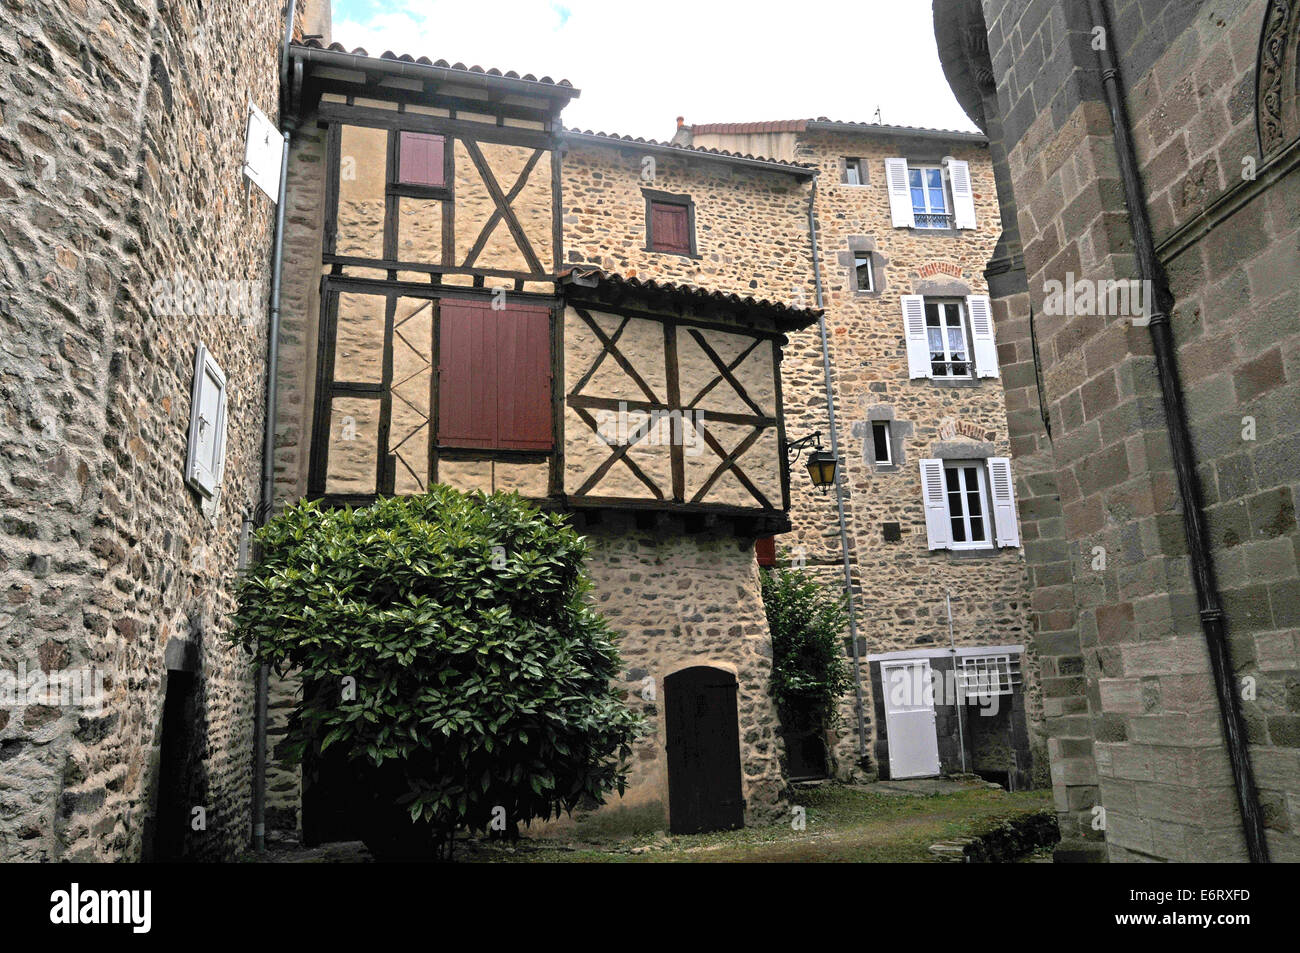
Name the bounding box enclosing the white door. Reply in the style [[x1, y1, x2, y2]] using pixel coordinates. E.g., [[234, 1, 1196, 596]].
[[881, 659, 942, 779]]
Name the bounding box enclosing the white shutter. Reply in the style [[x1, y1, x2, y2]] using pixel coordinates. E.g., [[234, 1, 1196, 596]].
[[902, 295, 931, 379], [919, 459, 951, 550], [948, 159, 976, 228], [987, 457, 1020, 548], [966, 294, 998, 378], [185, 344, 229, 498], [885, 157, 915, 228]]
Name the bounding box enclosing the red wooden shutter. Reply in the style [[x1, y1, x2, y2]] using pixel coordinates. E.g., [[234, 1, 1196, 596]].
[[399, 132, 445, 188], [438, 300, 552, 450], [438, 300, 496, 448], [495, 305, 553, 450], [755, 536, 776, 567], [651, 202, 690, 254]]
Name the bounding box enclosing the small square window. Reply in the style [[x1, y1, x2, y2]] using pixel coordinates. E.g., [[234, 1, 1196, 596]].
[[398, 131, 445, 188], [871, 420, 892, 465], [647, 196, 693, 255], [854, 254, 875, 293], [843, 158, 865, 185]]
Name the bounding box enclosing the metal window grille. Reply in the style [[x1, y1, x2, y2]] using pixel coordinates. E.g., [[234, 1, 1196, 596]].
[[958, 654, 1022, 698]]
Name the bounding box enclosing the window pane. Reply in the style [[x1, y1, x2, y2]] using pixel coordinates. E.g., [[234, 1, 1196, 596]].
[[872, 422, 890, 463], [926, 168, 943, 189], [908, 168, 922, 189], [969, 516, 985, 541], [951, 517, 967, 542], [855, 256, 872, 290], [945, 468, 962, 493], [925, 302, 940, 325]]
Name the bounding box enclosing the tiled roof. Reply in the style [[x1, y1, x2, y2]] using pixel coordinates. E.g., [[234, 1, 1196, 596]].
[[295, 39, 576, 89], [562, 128, 816, 174], [690, 118, 986, 142], [559, 267, 821, 329]]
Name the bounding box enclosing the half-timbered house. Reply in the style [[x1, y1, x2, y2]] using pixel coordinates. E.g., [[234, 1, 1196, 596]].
[[268, 41, 822, 838]]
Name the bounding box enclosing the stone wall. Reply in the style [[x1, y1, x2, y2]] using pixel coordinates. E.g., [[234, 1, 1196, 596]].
[[0, 0, 281, 859], [771, 131, 1044, 781], [952, 0, 1300, 862], [561, 140, 814, 302], [573, 512, 786, 828]]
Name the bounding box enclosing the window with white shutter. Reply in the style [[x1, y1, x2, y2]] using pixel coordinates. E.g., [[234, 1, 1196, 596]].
[[919, 457, 1020, 551], [966, 294, 998, 378], [885, 157, 915, 228], [948, 159, 976, 229], [185, 344, 228, 498]]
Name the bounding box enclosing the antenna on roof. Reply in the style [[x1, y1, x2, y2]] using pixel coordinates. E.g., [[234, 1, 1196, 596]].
[[873, 106, 882, 125]]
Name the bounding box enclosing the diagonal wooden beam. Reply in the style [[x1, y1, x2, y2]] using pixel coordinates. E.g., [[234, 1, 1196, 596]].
[[573, 308, 660, 404], [461, 148, 544, 270], [572, 406, 664, 499], [684, 330, 767, 417], [461, 140, 544, 274], [691, 424, 771, 508], [569, 314, 631, 397]]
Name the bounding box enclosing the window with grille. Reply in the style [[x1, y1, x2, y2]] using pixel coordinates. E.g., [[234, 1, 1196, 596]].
[[958, 654, 1023, 698]]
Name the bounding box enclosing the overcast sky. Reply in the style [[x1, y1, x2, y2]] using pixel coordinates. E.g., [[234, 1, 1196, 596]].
[[328, 0, 977, 141]]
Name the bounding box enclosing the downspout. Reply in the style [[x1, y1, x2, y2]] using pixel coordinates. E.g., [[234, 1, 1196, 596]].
[[251, 0, 297, 854], [807, 178, 868, 765], [1087, 0, 1268, 862]]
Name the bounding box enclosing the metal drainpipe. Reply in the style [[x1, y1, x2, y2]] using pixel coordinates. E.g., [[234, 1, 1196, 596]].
[[251, 0, 298, 854], [1087, 0, 1268, 862], [807, 178, 868, 765]]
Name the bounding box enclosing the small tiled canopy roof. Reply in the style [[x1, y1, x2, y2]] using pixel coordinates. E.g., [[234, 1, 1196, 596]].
[[559, 267, 821, 332], [295, 39, 578, 91], [563, 128, 816, 175]]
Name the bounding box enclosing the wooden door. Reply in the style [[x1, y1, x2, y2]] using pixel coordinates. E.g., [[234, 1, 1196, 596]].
[[665, 666, 744, 834]]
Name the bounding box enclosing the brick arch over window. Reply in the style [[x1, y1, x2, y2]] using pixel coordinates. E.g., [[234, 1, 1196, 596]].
[[1257, 0, 1300, 158]]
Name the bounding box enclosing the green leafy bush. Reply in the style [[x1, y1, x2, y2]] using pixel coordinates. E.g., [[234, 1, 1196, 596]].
[[231, 487, 642, 851], [760, 564, 853, 727]]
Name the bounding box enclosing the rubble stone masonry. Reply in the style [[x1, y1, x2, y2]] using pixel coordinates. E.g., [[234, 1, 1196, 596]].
[[0, 0, 282, 859]]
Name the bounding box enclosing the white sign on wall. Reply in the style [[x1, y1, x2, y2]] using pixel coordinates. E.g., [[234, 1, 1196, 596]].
[[243, 102, 283, 201]]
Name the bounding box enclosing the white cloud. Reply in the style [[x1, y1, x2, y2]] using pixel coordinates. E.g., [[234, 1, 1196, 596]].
[[328, 0, 977, 141]]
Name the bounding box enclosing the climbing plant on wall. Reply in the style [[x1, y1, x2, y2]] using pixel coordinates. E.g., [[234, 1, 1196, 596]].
[[760, 564, 853, 728], [231, 486, 642, 858]]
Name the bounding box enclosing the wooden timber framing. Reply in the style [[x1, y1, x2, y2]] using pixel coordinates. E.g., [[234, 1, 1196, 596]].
[[564, 302, 783, 511]]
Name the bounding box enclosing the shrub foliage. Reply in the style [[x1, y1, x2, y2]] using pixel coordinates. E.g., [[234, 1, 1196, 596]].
[[760, 564, 853, 727], [231, 487, 642, 840]]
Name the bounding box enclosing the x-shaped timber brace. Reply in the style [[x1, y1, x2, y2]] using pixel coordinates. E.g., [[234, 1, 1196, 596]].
[[566, 307, 779, 510]]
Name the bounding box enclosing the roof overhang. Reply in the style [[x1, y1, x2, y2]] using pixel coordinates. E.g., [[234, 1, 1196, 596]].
[[560, 268, 821, 333], [562, 130, 817, 178]]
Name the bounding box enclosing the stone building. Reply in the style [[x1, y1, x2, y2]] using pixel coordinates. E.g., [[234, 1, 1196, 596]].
[[684, 120, 1043, 791], [933, 0, 1300, 862], [0, 0, 290, 859], [267, 39, 827, 839]]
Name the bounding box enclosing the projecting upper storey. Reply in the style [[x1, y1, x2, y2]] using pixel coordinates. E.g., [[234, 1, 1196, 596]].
[[278, 44, 822, 533]]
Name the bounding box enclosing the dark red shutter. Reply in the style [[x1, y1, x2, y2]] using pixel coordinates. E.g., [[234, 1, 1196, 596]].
[[438, 300, 496, 448], [755, 536, 776, 566], [651, 202, 690, 254], [399, 132, 445, 188], [495, 305, 553, 450], [438, 300, 552, 451]]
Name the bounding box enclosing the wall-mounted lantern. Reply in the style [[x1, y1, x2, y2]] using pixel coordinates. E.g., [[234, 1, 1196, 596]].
[[787, 432, 837, 492]]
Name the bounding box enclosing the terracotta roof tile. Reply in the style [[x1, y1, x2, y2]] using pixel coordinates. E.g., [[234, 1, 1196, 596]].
[[296, 39, 575, 89], [690, 118, 985, 142], [563, 128, 816, 173], [559, 267, 821, 329]]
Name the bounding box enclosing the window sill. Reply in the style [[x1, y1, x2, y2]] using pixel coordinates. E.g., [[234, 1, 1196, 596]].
[[643, 247, 701, 260], [945, 546, 1003, 560], [918, 376, 982, 388]]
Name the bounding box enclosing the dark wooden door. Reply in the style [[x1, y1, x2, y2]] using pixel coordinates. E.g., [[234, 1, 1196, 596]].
[[665, 666, 744, 834]]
